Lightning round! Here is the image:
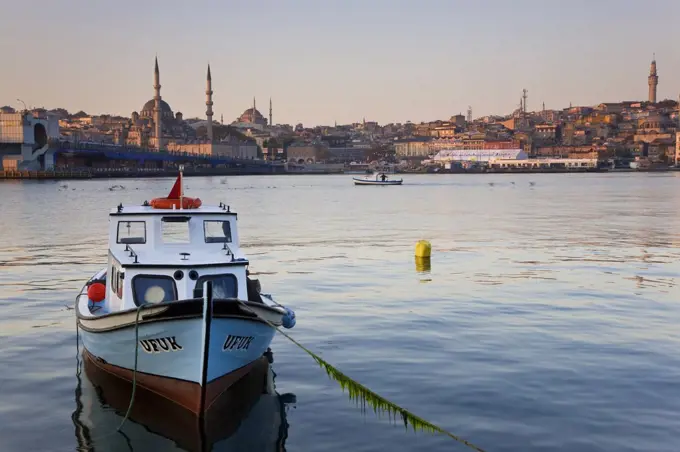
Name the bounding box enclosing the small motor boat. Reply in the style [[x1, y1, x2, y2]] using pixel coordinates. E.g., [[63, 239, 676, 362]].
[[75, 167, 296, 415], [353, 172, 403, 186]]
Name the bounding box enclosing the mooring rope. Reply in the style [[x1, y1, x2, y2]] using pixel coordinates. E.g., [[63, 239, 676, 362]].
[[117, 304, 143, 431], [68, 300, 143, 451], [235, 300, 487, 452]]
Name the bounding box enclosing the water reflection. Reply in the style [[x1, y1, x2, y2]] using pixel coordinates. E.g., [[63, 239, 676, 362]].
[[414, 256, 431, 273], [415, 256, 432, 283], [72, 346, 295, 451]]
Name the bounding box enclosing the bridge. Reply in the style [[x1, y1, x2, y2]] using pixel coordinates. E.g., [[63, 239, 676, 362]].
[[0, 111, 55, 170], [47, 141, 284, 173], [0, 111, 283, 173]]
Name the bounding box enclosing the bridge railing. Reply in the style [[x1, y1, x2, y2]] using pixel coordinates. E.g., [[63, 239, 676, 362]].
[[0, 169, 92, 179], [50, 139, 281, 166]]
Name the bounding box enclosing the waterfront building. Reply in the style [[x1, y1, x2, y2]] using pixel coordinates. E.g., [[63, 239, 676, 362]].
[[429, 123, 459, 138], [394, 138, 431, 157], [327, 147, 367, 163], [428, 138, 463, 153], [534, 124, 561, 143], [483, 140, 517, 149], [633, 113, 675, 144], [432, 148, 527, 163], [487, 158, 598, 170], [286, 142, 330, 164]]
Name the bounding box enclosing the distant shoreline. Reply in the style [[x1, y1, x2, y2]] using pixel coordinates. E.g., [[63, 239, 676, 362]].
[[1, 166, 678, 181]]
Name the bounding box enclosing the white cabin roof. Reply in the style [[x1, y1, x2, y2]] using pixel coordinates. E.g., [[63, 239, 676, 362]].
[[108, 202, 246, 269]]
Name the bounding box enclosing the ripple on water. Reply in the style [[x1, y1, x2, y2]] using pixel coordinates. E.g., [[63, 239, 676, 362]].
[[0, 174, 679, 452]]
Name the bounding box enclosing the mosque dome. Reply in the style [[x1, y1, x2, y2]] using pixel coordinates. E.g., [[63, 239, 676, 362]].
[[241, 107, 264, 119], [238, 107, 267, 125], [637, 113, 672, 132], [140, 99, 174, 119]]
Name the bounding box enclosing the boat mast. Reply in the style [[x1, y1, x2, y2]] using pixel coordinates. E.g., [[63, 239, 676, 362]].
[[179, 164, 184, 210]]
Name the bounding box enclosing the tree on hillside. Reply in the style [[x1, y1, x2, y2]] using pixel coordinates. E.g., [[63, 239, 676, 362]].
[[50, 108, 70, 117], [212, 124, 251, 142], [657, 99, 678, 108]]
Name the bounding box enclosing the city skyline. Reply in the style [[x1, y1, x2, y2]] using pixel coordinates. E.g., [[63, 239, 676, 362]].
[[1, 0, 679, 126]]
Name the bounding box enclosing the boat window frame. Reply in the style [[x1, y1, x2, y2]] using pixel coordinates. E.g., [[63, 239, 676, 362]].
[[116, 220, 147, 245], [111, 265, 118, 296], [131, 274, 178, 307], [110, 265, 124, 299], [193, 273, 239, 299], [203, 220, 232, 244], [160, 216, 192, 244]]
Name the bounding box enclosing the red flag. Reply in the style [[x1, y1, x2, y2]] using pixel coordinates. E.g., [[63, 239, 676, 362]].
[[167, 172, 182, 199]]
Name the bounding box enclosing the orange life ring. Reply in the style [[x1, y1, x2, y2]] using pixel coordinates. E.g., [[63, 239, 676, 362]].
[[150, 197, 202, 209]]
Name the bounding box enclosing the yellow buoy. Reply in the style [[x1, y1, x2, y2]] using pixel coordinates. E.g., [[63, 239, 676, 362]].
[[415, 240, 431, 258]]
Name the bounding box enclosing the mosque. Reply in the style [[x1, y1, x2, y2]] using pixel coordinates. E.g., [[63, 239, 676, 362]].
[[232, 97, 272, 130], [113, 58, 258, 159], [114, 58, 201, 149]]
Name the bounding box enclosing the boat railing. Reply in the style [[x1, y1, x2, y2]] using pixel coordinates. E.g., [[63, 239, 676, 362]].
[[124, 244, 140, 264], [221, 242, 234, 257]]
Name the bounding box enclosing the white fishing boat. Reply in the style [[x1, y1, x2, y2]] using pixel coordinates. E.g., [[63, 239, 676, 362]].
[[75, 167, 296, 415], [353, 172, 403, 186]]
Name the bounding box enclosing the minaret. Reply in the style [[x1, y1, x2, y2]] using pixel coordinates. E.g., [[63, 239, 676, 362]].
[[153, 57, 162, 151], [253, 96, 256, 117], [205, 64, 214, 142], [676, 93, 680, 166], [648, 54, 658, 103], [269, 97, 272, 126], [221, 114, 224, 125]]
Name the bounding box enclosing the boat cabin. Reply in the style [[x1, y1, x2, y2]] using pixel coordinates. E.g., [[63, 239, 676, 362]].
[[102, 203, 248, 312]]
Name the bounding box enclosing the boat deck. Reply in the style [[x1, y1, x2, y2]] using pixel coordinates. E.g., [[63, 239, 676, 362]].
[[110, 205, 237, 216]]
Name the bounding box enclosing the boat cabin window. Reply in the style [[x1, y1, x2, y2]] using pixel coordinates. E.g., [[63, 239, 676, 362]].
[[193, 274, 238, 299], [204, 220, 232, 243], [132, 275, 177, 306], [117, 221, 146, 244], [161, 216, 191, 244], [111, 266, 124, 298]]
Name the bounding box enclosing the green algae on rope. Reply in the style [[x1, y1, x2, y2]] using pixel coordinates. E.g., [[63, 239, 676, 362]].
[[273, 326, 487, 452]]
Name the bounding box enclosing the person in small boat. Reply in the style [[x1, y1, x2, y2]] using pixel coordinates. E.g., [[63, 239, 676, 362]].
[[380, 173, 387, 182]]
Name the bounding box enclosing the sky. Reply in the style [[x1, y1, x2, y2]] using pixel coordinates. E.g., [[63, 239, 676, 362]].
[[1, 0, 679, 127]]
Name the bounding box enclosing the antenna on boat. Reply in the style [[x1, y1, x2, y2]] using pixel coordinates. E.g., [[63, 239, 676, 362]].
[[178, 165, 184, 210]]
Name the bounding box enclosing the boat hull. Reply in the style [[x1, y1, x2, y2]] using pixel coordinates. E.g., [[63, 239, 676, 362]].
[[82, 347, 262, 415], [352, 178, 403, 185], [77, 299, 280, 414], [79, 350, 284, 452]]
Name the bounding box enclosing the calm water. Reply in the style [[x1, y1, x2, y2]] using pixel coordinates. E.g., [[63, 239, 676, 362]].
[[1, 173, 679, 452]]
